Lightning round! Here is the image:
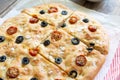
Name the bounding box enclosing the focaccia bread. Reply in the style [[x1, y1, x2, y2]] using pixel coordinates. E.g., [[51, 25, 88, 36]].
[[0, 3, 109, 80], [22, 3, 73, 26], [0, 42, 74, 80], [0, 13, 55, 44], [60, 11, 109, 54], [40, 29, 106, 80]]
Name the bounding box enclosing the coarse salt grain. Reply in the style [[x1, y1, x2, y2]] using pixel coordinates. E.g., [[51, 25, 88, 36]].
[[10, 47, 15, 51], [25, 35, 31, 39]]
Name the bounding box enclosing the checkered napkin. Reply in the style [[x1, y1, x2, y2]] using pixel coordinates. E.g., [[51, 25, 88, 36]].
[[104, 42, 120, 80]]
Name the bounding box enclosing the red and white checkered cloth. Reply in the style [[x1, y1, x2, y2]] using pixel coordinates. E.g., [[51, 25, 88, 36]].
[[104, 41, 120, 80]]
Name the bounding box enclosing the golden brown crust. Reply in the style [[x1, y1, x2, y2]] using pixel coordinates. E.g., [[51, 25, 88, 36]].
[[81, 51, 106, 80]]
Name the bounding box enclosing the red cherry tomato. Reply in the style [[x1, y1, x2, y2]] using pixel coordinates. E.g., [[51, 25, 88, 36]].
[[48, 7, 58, 13], [7, 26, 17, 35]]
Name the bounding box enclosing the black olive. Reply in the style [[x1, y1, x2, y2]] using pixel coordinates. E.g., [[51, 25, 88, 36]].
[[22, 57, 30, 65], [0, 36, 5, 43], [39, 10, 45, 14], [69, 70, 78, 78], [55, 57, 62, 64], [71, 38, 80, 45], [0, 55, 6, 62], [0, 78, 3, 80], [61, 23, 66, 28], [61, 10, 68, 15], [30, 77, 38, 80], [15, 36, 24, 44], [41, 21, 48, 27], [89, 42, 95, 46], [82, 18, 89, 23], [87, 47, 93, 52], [43, 40, 50, 46]]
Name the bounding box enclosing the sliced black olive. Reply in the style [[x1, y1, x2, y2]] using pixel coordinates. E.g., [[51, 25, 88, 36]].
[[0, 78, 3, 80], [61, 23, 66, 28], [41, 21, 48, 27], [69, 70, 78, 78], [89, 42, 95, 46], [0, 55, 6, 62], [82, 18, 89, 23], [55, 57, 62, 64], [15, 36, 24, 44], [0, 36, 5, 43], [61, 10, 68, 15], [43, 40, 50, 46], [87, 47, 93, 53], [30, 77, 38, 80], [71, 38, 80, 45], [39, 10, 45, 14], [22, 57, 30, 65]]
